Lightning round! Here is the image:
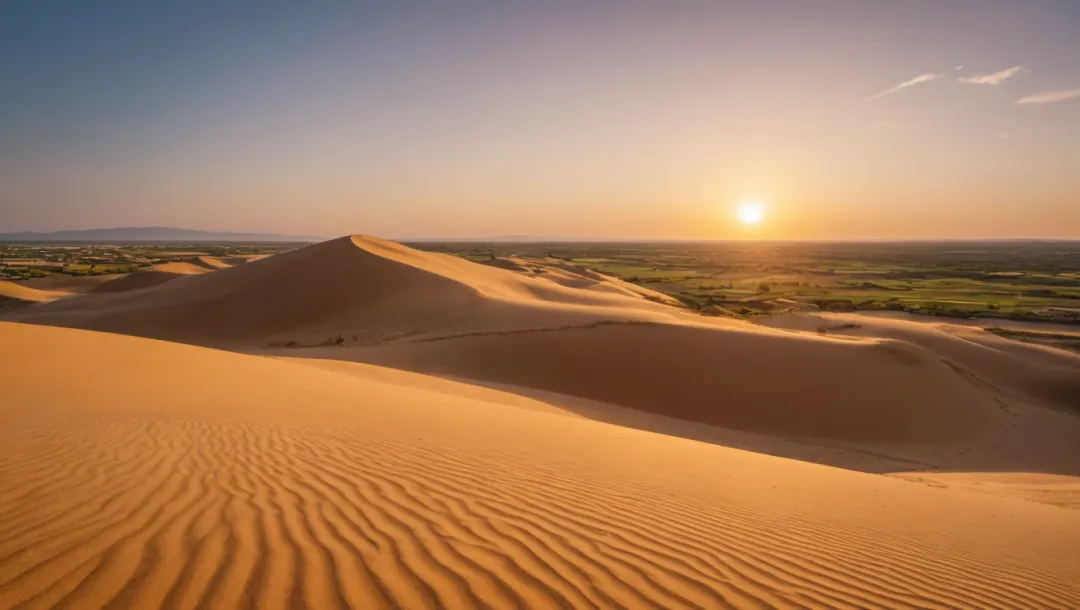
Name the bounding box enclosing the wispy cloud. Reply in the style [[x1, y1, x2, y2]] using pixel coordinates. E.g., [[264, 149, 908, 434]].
[[866, 73, 942, 102], [959, 66, 1024, 85], [1016, 88, 1080, 105]]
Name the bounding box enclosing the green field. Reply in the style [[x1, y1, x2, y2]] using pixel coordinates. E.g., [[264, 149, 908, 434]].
[[0, 243, 296, 281], [418, 240, 1080, 324]]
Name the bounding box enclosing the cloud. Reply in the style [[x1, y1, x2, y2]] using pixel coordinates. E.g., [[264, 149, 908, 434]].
[[959, 66, 1024, 85], [866, 73, 943, 102], [1016, 88, 1080, 105], [955, 65, 965, 71]]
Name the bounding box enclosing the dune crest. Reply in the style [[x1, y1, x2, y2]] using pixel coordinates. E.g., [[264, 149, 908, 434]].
[[7, 236, 1080, 452], [0, 281, 69, 306], [7, 235, 685, 345], [88, 262, 210, 294]]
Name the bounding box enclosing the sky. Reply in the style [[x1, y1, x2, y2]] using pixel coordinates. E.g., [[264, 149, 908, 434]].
[[1, 0, 1079, 240]]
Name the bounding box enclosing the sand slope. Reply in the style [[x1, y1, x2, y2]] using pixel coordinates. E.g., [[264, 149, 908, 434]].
[[757, 312, 1080, 416], [192, 255, 267, 270], [8, 236, 1079, 452], [0, 281, 69, 306], [194, 256, 235, 270], [5, 263, 212, 304], [16, 274, 124, 294], [8, 236, 684, 345], [88, 262, 210, 294], [3, 321, 1080, 609], [482, 256, 683, 306], [328, 322, 998, 443]]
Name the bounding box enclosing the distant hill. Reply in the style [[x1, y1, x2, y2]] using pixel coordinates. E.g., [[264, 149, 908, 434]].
[[0, 227, 320, 243]]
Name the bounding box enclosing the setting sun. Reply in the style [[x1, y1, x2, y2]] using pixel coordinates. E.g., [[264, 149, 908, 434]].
[[736, 201, 766, 225], [3, 4, 1080, 609]]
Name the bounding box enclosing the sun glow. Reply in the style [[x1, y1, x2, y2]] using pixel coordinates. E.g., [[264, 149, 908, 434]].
[[736, 201, 766, 225]]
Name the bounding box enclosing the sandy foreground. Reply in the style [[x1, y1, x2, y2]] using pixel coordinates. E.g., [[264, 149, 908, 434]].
[[3, 236, 1080, 609]]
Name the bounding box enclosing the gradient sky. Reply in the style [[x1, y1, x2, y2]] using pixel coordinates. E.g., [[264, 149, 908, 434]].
[[2, 1, 1079, 240]]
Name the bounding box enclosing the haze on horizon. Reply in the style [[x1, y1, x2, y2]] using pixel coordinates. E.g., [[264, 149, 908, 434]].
[[1, 1, 1078, 241]]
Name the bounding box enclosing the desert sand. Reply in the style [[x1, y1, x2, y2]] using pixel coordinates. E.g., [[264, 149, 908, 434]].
[[0, 257, 250, 306], [87, 262, 210, 294], [3, 236, 1080, 609], [16, 274, 124, 294], [0, 281, 69, 306]]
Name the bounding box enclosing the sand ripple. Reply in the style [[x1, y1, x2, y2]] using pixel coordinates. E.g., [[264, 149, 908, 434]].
[[3, 410, 1079, 610]]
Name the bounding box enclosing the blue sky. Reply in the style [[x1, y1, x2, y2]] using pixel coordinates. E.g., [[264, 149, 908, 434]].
[[2, 1, 1078, 239]]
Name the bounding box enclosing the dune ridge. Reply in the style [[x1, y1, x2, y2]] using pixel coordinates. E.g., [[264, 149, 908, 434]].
[[322, 322, 998, 443], [193, 256, 234, 270], [7, 236, 1080, 450], [16, 274, 124, 294], [88, 262, 209, 294], [3, 322, 1079, 609], [0, 281, 69, 307], [2, 262, 214, 306], [8, 236, 684, 345], [758, 312, 1080, 415]]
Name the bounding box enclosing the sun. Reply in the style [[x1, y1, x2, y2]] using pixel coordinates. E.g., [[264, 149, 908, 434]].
[[736, 201, 766, 225]]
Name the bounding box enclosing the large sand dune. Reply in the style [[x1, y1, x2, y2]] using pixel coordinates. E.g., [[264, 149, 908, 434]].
[[327, 322, 997, 442], [8, 236, 684, 345], [758, 313, 1080, 406], [4, 236, 1080, 608], [8, 235, 1080, 449], [3, 322, 1080, 609]]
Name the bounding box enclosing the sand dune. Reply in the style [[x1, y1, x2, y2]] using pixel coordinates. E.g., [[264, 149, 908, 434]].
[[280, 355, 1080, 481], [325, 322, 996, 443], [193, 255, 266, 270], [194, 255, 235, 270], [17, 274, 124, 294], [8, 236, 1079, 453], [8, 236, 685, 345], [0, 281, 73, 314], [892, 472, 1080, 510], [6, 263, 211, 303], [88, 262, 209, 294], [757, 312, 1080, 416], [483, 256, 683, 306], [4, 237, 1080, 607], [0, 281, 69, 306], [295, 321, 1080, 479], [152, 261, 210, 275], [4, 263, 209, 305], [87, 271, 188, 294], [3, 321, 1080, 609]]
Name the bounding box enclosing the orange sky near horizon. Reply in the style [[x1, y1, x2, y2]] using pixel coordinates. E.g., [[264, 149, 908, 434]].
[[1, 2, 1078, 240]]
